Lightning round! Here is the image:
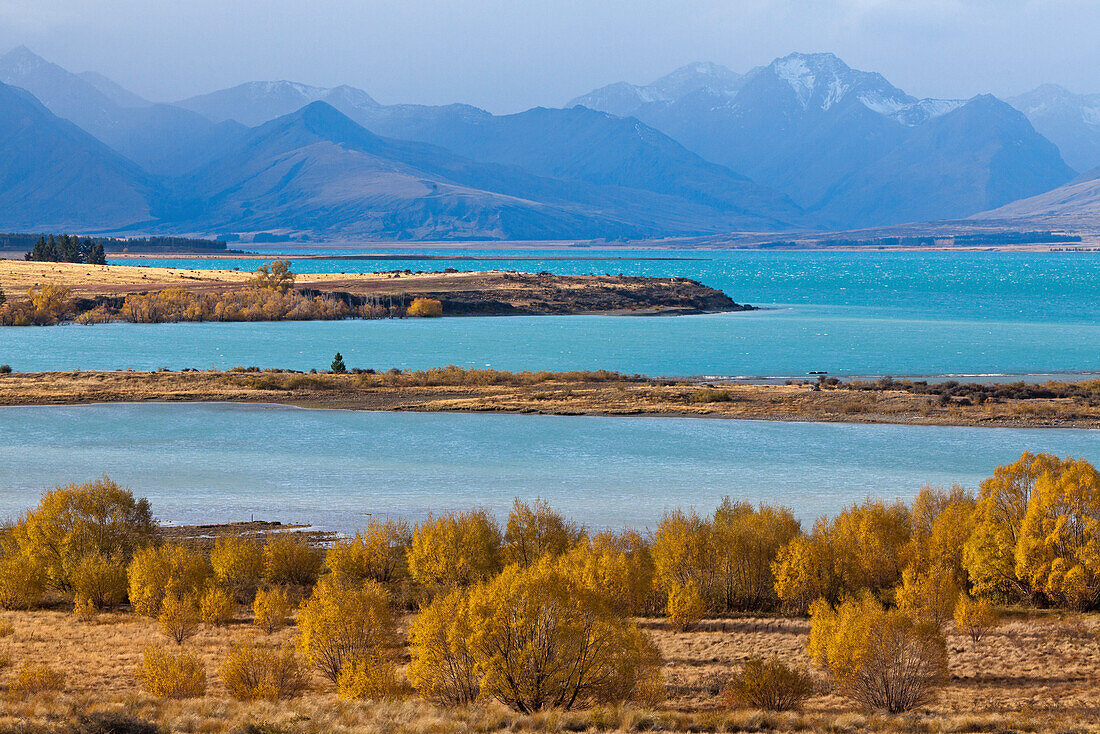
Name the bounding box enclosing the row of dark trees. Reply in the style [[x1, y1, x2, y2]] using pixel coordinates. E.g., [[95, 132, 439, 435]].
[[24, 234, 107, 265]]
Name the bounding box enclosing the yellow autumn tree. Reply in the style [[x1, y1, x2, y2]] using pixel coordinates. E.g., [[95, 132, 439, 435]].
[[408, 510, 501, 588], [324, 519, 412, 586], [211, 535, 265, 602], [128, 544, 212, 617], [963, 452, 1072, 600], [296, 579, 397, 685], [503, 498, 585, 568], [653, 509, 714, 606], [263, 533, 323, 587], [8, 478, 155, 591], [1014, 457, 1100, 610], [896, 566, 961, 626], [712, 499, 801, 612], [561, 529, 656, 616], [808, 593, 947, 713], [906, 485, 976, 589], [407, 588, 480, 705]]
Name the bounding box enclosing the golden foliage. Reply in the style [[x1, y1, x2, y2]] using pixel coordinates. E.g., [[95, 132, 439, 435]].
[[0, 552, 46, 610], [8, 477, 154, 592], [407, 588, 480, 705], [73, 596, 97, 622], [408, 510, 502, 588], [653, 509, 713, 596], [560, 530, 656, 617], [808, 593, 947, 713], [723, 656, 814, 712], [954, 595, 999, 644], [406, 297, 443, 317], [963, 452, 1073, 601], [324, 519, 412, 586], [336, 655, 404, 701], [0, 284, 73, 325], [250, 260, 296, 294], [9, 663, 65, 695], [503, 498, 585, 568], [666, 583, 706, 631], [158, 595, 200, 645], [896, 566, 960, 626], [199, 585, 236, 626], [1014, 458, 1100, 609], [409, 559, 662, 713], [713, 500, 801, 612], [263, 533, 323, 588], [114, 286, 377, 324], [253, 587, 292, 634], [211, 535, 265, 603], [127, 544, 212, 617], [70, 553, 128, 611], [137, 646, 206, 699], [221, 643, 309, 701], [296, 579, 396, 685]]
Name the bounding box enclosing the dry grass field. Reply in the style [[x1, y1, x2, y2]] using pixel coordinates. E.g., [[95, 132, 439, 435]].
[[0, 369, 1097, 429], [1, 607, 1098, 733]]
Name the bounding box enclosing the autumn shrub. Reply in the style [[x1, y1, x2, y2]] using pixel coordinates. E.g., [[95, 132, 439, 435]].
[[211, 535, 265, 602], [9, 663, 65, 695], [954, 595, 999, 644], [336, 655, 405, 700], [200, 585, 236, 626], [896, 566, 961, 626], [250, 261, 296, 293], [963, 452, 1073, 601], [263, 533, 323, 587], [666, 583, 706, 631], [503, 498, 585, 568], [906, 485, 976, 589], [296, 579, 396, 684], [723, 656, 814, 712], [562, 529, 656, 616], [128, 543, 212, 616], [409, 559, 663, 712], [221, 643, 309, 701], [70, 553, 128, 610], [1014, 457, 1100, 609], [808, 593, 947, 713], [408, 510, 502, 587], [8, 478, 154, 591], [138, 646, 206, 699], [407, 588, 480, 705], [73, 596, 97, 622], [158, 595, 200, 645], [253, 587, 292, 634], [712, 500, 801, 612], [324, 519, 412, 586], [406, 297, 443, 317], [0, 552, 46, 610], [653, 509, 713, 604]]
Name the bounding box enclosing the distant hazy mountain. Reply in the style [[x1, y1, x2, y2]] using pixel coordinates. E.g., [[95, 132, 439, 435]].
[[975, 167, 1100, 227], [175, 81, 379, 127], [571, 53, 1072, 226], [815, 95, 1075, 226], [0, 46, 246, 175], [346, 104, 805, 228], [0, 81, 154, 230], [568, 62, 744, 118], [1008, 84, 1100, 172], [165, 102, 803, 240]]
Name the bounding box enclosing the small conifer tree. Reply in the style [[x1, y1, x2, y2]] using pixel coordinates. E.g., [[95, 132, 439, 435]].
[[331, 352, 347, 374]]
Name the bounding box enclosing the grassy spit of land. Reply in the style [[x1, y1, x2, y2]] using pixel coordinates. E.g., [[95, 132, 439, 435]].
[[0, 259, 745, 318], [1, 368, 1098, 428]]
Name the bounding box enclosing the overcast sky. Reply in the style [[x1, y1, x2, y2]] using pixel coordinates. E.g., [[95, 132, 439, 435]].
[[0, 0, 1097, 113]]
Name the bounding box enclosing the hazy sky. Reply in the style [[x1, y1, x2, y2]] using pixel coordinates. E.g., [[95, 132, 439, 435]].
[[1, 0, 1097, 113]]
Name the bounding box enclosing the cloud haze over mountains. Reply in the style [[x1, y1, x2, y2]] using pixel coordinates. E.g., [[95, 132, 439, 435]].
[[0, 46, 1093, 240]]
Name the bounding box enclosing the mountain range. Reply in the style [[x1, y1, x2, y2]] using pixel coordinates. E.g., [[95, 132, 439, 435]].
[[0, 46, 1093, 240]]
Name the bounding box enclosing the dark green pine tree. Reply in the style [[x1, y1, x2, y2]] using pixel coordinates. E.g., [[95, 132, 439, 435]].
[[88, 240, 107, 265], [331, 352, 347, 374]]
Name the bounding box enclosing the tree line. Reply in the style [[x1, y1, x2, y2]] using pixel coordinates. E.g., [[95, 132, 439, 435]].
[[24, 234, 106, 265]]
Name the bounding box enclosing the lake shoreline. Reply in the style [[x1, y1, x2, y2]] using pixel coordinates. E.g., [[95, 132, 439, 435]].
[[2, 369, 1097, 429]]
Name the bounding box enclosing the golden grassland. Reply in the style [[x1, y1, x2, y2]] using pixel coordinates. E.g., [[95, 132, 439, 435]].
[[0, 368, 1097, 429], [1, 607, 1098, 733]]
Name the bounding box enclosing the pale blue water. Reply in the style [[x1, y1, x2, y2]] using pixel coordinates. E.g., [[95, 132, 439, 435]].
[[1, 403, 1097, 530], [2, 250, 1098, 378]]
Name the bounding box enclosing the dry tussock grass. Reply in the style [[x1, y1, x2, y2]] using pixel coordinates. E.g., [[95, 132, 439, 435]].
[[0, 609, 1098, 732]]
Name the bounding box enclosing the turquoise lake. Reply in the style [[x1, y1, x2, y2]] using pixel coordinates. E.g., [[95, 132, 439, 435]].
[[1, 404, 1097, 530], [1, 250, 1098, 378]]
